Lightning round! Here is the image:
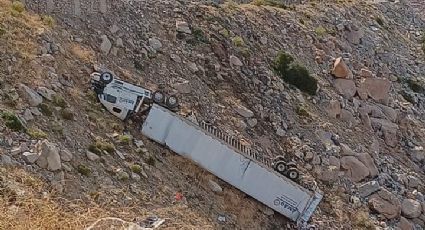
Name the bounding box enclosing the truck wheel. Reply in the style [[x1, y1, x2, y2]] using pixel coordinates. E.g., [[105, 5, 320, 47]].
[[100, 72, 114, 84], [274, 161, 287, 175], [287, 168, 300, 181], [166, 96, 179, 109], [153, 91, 165, 104]]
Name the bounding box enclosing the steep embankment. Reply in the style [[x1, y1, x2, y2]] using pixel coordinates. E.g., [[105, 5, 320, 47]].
[[1, 0, 425, 229]]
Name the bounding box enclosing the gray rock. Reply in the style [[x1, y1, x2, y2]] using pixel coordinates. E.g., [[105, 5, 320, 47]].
[[170, 54, 182, 63], [234, 105, 254, 118], [247, 119, 258, 127], [276, 128, 286, 137], [188, 62, 199, 73], [60, 149, 73, 162], [23, 109, 34, 121], [401, 199, 422, 219], [176, 21, 191, 34], [22, 152, 39, 164], [229, 55, 243, 67], [326, 100, 341, 118], [148, 38, 162, 51], [407, 175, 420, 189], [1, 154, 12, 165], [20, 84, 43, 106], [109, 24, 119, 34], [100, 35, 112, 54], [174, 82, 191, 94], [36, 87, 55, 101], [134, 140, 144, 148], [115, 38, 124, 48], [86, 151, 100, 161], [208, 179, 223, 193], [358, 180, 380, 197], [36, 140, 61, 171], [334, 79, 357, 98], [131, 172, 141, 181], [341, 156, 369, 182]]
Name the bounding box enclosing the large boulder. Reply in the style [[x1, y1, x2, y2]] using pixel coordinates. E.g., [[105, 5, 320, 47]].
[[370, 118, 399, 147], [401, 199, 422, 219], [368, 188, 401, 219], [334, 79, 357, 98], [359, 78, 391, 103], [332, 57, 352, 78], [358, 180, 380, 198], [398, 216, 414, 230], [341, 156, 369, 182], [36, 140, 61, 171]]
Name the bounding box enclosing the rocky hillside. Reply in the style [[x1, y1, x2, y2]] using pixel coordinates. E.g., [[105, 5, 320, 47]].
[[1, 0, 425, 229]]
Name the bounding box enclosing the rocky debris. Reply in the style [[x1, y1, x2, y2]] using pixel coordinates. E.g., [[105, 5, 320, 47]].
[[23, 109, 34, 121], [340, 109, 356, 126], [208, 180, 223, 194], [176, 21, 191, 34], [1, 154, 13, 165], [358, 180, 380, 198], [37, 87, 56, 101], [368, 188, 401, 219], [326, 100, 341, 118], [398, 216, 414, 230], [370, 118, 399, 147], [22, 152, 39, 164], [60, 149, 73, 162], [100, 35, 112, 54], [174, 81, 191, 94], [332, 57, 352, 79], [334, 79, 356, 98], [229, 55, 243, 67], [35, 140, 61, 171], [148, 38, 162, 51], [86, 151, 100, 161], [360, 68, 373, 78], [356, 152, 378, 177], [20, 84, 43, 106], [247, 119, 257, 128], [360, 78, 391, 103], [401, 199, 422, 219], [341, 156, 369, 182], [234, 105, 254, 118]]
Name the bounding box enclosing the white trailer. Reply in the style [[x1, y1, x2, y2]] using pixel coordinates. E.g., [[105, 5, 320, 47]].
[[141, 104, 322, 226]]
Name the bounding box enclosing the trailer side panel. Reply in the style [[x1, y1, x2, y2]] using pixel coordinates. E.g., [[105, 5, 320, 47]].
[[141, 105, 317, 222]]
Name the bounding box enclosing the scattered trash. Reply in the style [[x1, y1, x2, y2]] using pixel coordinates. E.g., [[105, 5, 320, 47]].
[[217, 214, 226, 223], [139, 216, 165, 229], [175, 192, 184, 201]]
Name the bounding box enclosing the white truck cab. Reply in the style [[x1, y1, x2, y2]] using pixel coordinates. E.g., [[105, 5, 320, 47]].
[[91, 71, 178, 120]]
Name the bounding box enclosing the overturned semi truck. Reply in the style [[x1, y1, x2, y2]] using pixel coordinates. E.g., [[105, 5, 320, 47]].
[[91, 71, 323, 228]]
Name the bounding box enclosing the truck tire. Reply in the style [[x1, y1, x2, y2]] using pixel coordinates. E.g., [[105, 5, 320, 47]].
[[100, 72, 114, 84], [153, 91, 165, 104], [166, 96, 179, 109], [287, 168, 300, 181], [274, 161, 287, 175]]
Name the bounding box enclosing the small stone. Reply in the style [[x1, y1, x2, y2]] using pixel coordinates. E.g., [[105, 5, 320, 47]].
[[36, 140, 61, 171], [86, 151, 100, 161], [170, 54, 182, 63], [187, 62, 199, 73], [234, 105, 254, 118], [23, 109, 34, 121], [174, 82, 191, 94], [148, 38, 162, 51], [131, 173, 141, 181], [276, 128, 286, 137], [304, 152, 315, 161], [326, 100, 341, 118], [116, 38, 124, 47], [398, 217, 414, 230], [208, 180, 223, 193], [401, 199, 422, 219], [60, 149, 73, 162], [176, 21, 191, 34], [1, 155, 13, 165], [360, 68, 373, 78], [358, 180, 380, 197], [229, 55, 243, 67], [247, 119, 257, 127], [110, 24, 119, 34], [22, 152, 39, 164], [134, 140, 144, 148]]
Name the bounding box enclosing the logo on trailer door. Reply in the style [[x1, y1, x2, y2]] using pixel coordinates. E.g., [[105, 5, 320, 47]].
[[273, 195, 300, 214]]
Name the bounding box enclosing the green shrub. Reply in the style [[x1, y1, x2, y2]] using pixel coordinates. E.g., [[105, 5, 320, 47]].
[[272, 52, 318, 95], [41, 15, 55, 27], [77, 165, 91, 176], [130, 164, 142, 174], [118, 135, 132, 144], [1, 111, 24, 131], [232, 36, 245, 47], [88, 140, 115, 154], [39, 103, 53, 116], [27, 128, 47, 139], [52, 95, 67, 108], [60, 109, 74, 120], [296, 106, 310, 117], [407, 79, 424, 93], [11, 1, 25, 13], [315, 26, 327, 37], [375, 16, 384, 26]]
